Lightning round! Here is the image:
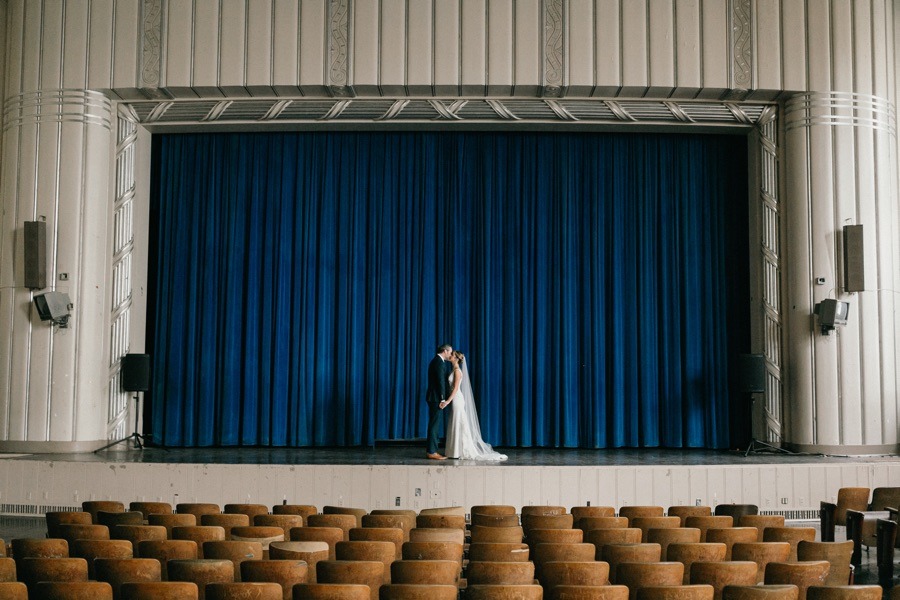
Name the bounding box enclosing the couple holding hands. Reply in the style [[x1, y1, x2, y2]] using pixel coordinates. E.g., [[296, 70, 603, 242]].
[[425, 344, 507, 461]]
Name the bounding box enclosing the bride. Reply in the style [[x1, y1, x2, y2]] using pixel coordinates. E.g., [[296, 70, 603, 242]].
[[441, 351, 507, 461]]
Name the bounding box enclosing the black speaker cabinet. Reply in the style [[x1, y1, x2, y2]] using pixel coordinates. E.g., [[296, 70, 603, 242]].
[[121, 353, 151, 392], [23, 221, 47, 289], [843, 224, 865, 292], [737, 354, 766, 394]]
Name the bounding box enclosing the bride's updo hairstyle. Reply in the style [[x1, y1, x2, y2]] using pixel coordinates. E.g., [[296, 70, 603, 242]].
[[454, 351, 465, 362]]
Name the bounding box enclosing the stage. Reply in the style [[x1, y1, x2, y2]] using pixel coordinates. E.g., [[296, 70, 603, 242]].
[[1, 446, 898, 519]]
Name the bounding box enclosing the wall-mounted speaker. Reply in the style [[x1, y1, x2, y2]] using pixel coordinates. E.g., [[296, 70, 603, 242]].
[[844, 224, 865, 292], [737, 354, 766, 394], [23, 221, 47, 289], [121, 353, 151, 392]]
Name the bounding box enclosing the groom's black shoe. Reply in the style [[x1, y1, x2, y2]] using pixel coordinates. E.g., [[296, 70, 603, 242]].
[[426, 452, 448, 460]]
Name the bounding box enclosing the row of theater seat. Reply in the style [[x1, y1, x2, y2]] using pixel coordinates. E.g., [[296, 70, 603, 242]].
[[0, 500, 891, 600]]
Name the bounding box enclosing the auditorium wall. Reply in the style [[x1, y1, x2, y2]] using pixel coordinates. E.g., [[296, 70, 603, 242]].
[[0, 0, 897, 455]]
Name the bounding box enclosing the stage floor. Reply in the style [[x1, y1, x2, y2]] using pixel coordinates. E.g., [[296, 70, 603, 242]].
[[6, 445, 900, 466]]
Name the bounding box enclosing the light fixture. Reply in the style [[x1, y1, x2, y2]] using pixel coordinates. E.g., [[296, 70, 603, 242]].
[[33, 291, 72, 328]]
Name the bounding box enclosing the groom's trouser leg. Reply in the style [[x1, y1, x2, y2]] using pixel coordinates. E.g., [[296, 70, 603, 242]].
[[426, 403, 441, 454]]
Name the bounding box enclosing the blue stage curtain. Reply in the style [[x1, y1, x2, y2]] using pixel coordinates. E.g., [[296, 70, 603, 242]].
[[150, 131, 747, 448]]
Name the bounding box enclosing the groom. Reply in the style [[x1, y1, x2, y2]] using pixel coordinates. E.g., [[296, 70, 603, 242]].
[[425, 343, 454, 460]]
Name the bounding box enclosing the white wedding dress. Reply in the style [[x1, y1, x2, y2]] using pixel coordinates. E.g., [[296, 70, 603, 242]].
[[444, 361, 507, 461]]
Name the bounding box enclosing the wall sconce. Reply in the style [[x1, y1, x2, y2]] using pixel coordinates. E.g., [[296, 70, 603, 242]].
[[814, 299, 849, 335]]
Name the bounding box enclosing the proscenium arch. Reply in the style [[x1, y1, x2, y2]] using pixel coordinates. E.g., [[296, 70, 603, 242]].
[[109, 96, 782, 448]]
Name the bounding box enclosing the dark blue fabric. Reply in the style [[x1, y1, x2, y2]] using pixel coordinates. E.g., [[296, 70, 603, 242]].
[[150, 131, 746, 448]]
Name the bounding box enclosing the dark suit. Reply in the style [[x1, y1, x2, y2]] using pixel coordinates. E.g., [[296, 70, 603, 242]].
[[425, 354, 452, 454]]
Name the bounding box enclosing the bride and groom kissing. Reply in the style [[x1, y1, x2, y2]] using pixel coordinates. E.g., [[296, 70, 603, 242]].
[[425, 344, 507, 461]]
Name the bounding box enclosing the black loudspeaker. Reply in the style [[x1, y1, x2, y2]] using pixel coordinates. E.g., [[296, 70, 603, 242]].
[[121, 354, 151, 392], [23, 221, 47, 289], [843, 224, 865, 292], [737, 354, 766, 394]]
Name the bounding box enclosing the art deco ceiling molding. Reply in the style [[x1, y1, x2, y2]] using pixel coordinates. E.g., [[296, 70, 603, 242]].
[[126, 97, 774, 129]]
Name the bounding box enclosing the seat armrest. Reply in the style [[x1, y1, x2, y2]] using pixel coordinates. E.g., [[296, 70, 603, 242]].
[[820, 500, 837, 542]]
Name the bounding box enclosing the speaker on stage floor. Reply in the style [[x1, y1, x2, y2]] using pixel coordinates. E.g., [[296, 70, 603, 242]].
[[121, 353, 151, 392], [737, 354, 766, 394]]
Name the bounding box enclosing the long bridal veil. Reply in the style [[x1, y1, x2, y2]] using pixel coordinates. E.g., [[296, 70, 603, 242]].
[[458, 360, 507, 461]]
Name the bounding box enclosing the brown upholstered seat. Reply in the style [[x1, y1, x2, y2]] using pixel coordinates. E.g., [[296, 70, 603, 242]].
[[350, 527, 405, 560], [647, 527, 701, 560], [795, 540, 853, 586], [83, 501, 126, 523], [689, 561, 758, 600], [322, 507, 368, 528], [738, 516, 785, 541], [470, 525, 524, 544], [358, 514, 414, 542], [465, 584, 544, 600], [120, 581, 200, 600], [206, 582, 283, 600], [721, 585, 798, 600], [150, 513, 198, 538], [223, 504, 269, 521], [290, 527, 346, 561], [550, 585, 629, 600], [762, 528, 816, 563], [70, 538, 134, 578], [539, 560, 610, 589], [731, 543, 791, 584], [667, 543, 728, 584], [167, 559, 236, 600], [94, 558, 163, 598], [527, 528, 584, 545], [202, 541, 264, 582], [705, 528, 758, 560], [468, 542, 530, 562], [585, 528, 642, 559], [570, 507, 616, 523], [577, 517, 629, 532], [0, 582, 27, 600], [270, 542, 330, 583], [684, 517, 733, 542], [522, 506, 567, 517], [201, 514, 251, 540], [466, 561, 536, 585], [667, 507, 712, 527], [273, 505, 318, 526], [316, 560, 385, 600], [129, 502, 174, 521], [138, 540, 200, 580], [601, 543, 661, 584], [378, 583, 458, 600], [46, 511, 94, 537], [631, 517, 681, 543], [806, 587, 882, 600], [34, 581, 112, 600], [335, 541, 396, 583], [173, 526, 226, 558], [615, 562, 685, 600], [308, 515, 357, 541], [636, 585, 714, 600], [399, 541, 464, 563], [177, 504, 222, 520], [241, 559, 309, 600], [253, 515, 303, 540], [389, 559, 460, 585], [764, 562, 831, 600], [293, 583, 371, 600]]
